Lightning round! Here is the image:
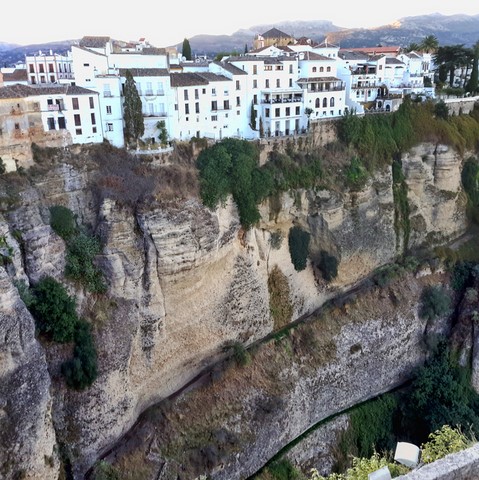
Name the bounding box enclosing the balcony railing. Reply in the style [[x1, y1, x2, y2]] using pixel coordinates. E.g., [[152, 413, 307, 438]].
[[308, 85, 344, 92], [261, 97, 303, 104], [47, 104, 60, 111], [103, 92, 113, 97], [144, 90, 154, 96]]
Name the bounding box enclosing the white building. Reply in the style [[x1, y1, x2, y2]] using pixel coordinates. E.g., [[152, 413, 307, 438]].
[[25, 51, 74, 85]]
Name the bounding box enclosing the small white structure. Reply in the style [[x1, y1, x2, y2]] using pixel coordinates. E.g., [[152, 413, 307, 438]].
[[394, 442, 421, 467], [368, 466, 392, 480]]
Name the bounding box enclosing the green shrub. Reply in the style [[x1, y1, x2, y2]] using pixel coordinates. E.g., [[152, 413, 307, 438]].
[[344, 157, 368, 190], [268, 265, 293, 330], [288, 226, 310, 272], [49, 205, 77, 240], [451, 261, 476, 291], [65, 233, 106, 293], [317, 250, 339, 282], [92, 461, 121, 480], [0, 157, 6, 175], [267, 459, 304, 480], [419, 285, 451, 321], [225, 341, 251, 367], [61, 320, 98, 389], [421, 425, 471, 464], [30, 276, 78, 343]]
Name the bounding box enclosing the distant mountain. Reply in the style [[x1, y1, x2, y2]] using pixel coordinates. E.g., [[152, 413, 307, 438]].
[[0, 40, 77, 67], [327, 13, 479, 48]]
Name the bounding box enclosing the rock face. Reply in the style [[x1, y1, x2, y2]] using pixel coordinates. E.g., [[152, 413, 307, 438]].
[[0, 142, 471, 478]]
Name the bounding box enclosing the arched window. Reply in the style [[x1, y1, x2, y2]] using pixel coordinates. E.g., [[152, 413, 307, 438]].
[[315, 98, 320, 108], [312, 67, 317, 73], [327, 66, 331, 72], [319, 67, 324, 72], [330, 97, 335, 107], [322, 98, 327, 108]]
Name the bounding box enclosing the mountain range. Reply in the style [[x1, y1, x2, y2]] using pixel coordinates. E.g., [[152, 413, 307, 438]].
[[1, 13, 478, 67]]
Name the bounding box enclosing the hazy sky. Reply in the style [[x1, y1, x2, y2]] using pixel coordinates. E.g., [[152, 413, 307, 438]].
[[6, 1, 479, 47]]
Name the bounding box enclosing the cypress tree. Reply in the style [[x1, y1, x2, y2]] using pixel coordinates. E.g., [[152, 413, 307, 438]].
[[466, 42, 479, 94], [123, 69, 144, 144], [182, 38, 192, 60]]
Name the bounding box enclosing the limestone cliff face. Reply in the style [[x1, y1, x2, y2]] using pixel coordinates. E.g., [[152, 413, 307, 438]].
[[0, 142, 470, 478]]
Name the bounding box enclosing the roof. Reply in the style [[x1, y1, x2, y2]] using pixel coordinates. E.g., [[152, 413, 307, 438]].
[[299, 51, 331, 61], [119, 68, 169, 77], [197, 72, 231, 82], [141, 47, 167, 56], [261, 28, 292, 39], [2, 69, 27, 82], [170, 73, 209, 87], [385, 58, 405, 65], [79, 36, 111, 48], [212, 61, 247, 76], [339, 50, 369, 61], [297, 76, 341, 83], [0, 84, 97, 99], [343, 46, 401, 55]]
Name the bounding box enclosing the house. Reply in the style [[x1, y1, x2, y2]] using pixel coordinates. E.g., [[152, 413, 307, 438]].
[[0, 68, 28, 86], [252, 28, 295, 50], [25, 50, 74, 85]]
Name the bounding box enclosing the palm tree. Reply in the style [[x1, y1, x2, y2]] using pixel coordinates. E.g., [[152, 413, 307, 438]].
[[420, 35, 439, 53], [434, 44, 468, 87], [405, 42, 421, 53]]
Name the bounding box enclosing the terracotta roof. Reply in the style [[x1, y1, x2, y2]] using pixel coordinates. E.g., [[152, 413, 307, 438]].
[[212, 61, 248, 75], [261, 28, 292, 39], [0, 84, 97, 99], [119, 68, 169, 77], [170, 73, 209, 87], [3, 69, 27, 82], [297, 76, 342, 83], [79, 36, 111, 48]]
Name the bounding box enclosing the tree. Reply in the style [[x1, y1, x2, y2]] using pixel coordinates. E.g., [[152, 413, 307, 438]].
[[0, 157, 5, 174], [420, 35, 439, 54], [157, 120, 168, 146], [406, 42, 421, 53], [434, 45, 469, 87], [244, 43, 248, 54], [466, 41, 479, 94], [182, 38, 192, 61], [259, 116, 264, 138], [123, 69, 144, 144], [249, 101, 257, 130]]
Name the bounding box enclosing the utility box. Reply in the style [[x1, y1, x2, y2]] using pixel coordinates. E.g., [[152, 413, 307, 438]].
[[368, 465, 392, 480], [394, 442, 420, 467]]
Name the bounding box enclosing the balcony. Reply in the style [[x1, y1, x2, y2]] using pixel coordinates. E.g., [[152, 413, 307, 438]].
[[47, 104, 61, 111], [103, 92, 113, 97], [308, 85, 344, 93], [261, 96, 303, 104], [144, 90, 154, 96]]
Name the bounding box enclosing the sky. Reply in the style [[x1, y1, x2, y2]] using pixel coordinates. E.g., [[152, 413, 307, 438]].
[[5, 1, 479, 47]]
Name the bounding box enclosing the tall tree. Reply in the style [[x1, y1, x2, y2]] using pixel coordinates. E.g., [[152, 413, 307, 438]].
[[182, 38, 192, 61], [123, 69, 144, 144], [434, 44, 468, 87], [420, 35, 439, 53], [466, 41, 479, 94]]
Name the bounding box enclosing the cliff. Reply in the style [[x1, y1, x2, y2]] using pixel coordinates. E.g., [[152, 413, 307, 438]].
[[0, 139, 471, 479]]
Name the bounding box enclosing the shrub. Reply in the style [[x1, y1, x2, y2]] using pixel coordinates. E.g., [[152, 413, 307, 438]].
[[344, 157, 368, 190], [61, 320, 98, 389], [421, 425, 471, 464], [225, 341, 251, 367], [49, 205, 77, 240], [267, 459, 304, 480], [92, 461, 121, 480], [419, 285, 451, 321], [288, 226, 310, 272], [65, 233, 106, 293], [269, 230, 283, 250], [318, 250, 339, 282], [268, 265, 293, 330], [30, 276, 78, 343], [451, 261, 476, 291], [0, 157, 5, 174]]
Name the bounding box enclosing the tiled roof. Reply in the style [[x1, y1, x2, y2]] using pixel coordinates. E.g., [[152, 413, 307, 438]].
[[338, 50, 369, 60], [385, 58, 405, 65], [299, 52, 331, 61], [0, 84, 97, 99], [119, 68, 169, 77], [141, 47, 167, 55], [212, 61, 247, 75], [3, 69, 27, 82], [170, 73, 209, 87], [277, 46, 295, 53], [262, 28, 292, 39], [297, 76, 342, 83], [197, 72, 231, 82], [79, 36, 111, 48]]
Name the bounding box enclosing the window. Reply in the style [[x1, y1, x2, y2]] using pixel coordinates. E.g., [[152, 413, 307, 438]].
[[72, 97, 79, 110], [295, 106, 300, 115], [327, 66, 331, 72], [323, 98, 327, 108], [58, 117, 66, 129], [106, 105, 112, 115], [224, 90, 229, 96], [89, 97, 94, 108], [223, 100, 229, 110], [202, 88, 206, 94], [264, 79, 269, 88], [48, 63, 54, 73], [253, 65, 257, 74], [275, 108, 280, 117], [289, 65, 293, 74], [14, 123, 20, 130], [212, 88, 216, 96], [50, 75, 55, 82], [39, 64, 44, 73], [47, 99, 53, 105], [211, 115, 218, 121], [74, 114, 81, 126], [313, 67, 317, 73], [289, 79, 293, 87], [158, 82, 164, 94], [236, 80, 240, 90], [276, 79, 280, 88], [195, 89, 199, 99], [75, 128, 82, 135], [106, 123, 114, 132], [320, 67, 324, 72], [47, 118, 55, 130], [330, 97, 335, 107], [236, 96, 241, 107], [29, 64, 34, 73], [265, 108, 270, 118], [211, 100, 218, 111], [253, 79, 257, 89], [253, 94, 257, 105], [30, 76, 36, 84], [315, 98, 320, 108], [83, 63, 90, 67], [185, 104, 190, 114], [91, 113, 96, 125], [184, 89, 189, 100], [195, 102, 200, 113], [103, 84, 111, 97], [286, 107, 290, 116], [264, 65, 272, 71], [93, 126, 97, 133]]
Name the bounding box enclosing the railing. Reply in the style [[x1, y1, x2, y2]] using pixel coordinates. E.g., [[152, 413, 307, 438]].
[[103, 92, 113, 97], [308, 86, 344, 92], [144, 90, 154, 96], [47, 104, 60, 111], [261, 97, 303, 104]]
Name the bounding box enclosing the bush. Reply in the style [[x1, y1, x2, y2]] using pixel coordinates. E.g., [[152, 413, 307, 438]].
[[419, 285, 451, 321], [451, 261, 476, 291], [0, 157, 6, 175], [344, 157, 368, 190], [49, 205, 77, 240], [268, 265, 293, 330], [30, 276, 78, 343], [318, 250, 339, 282], [92, 461, 121, 480], [421, 425, 471, 464], [288, 226, 310, 272], [61, 320, 98, 389], [267, 459, 304, 480]]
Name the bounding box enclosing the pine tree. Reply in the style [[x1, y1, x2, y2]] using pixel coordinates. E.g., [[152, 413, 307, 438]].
[[123, 70, 144, 145], [182, 38, 192, 61]]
